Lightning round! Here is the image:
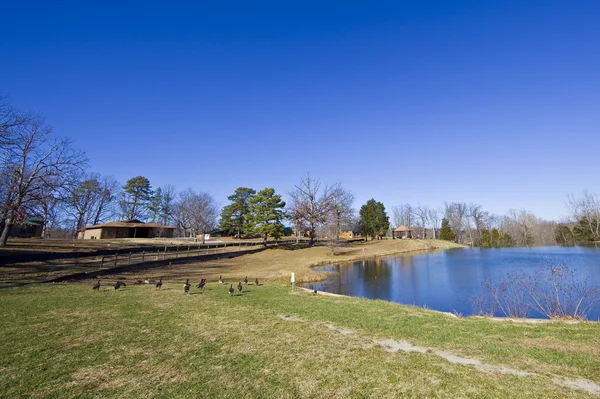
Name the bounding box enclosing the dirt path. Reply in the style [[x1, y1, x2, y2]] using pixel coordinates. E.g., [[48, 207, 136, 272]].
[[278, 313, 600, 396]]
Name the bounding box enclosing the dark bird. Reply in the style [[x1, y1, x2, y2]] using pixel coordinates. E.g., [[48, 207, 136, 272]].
[[196, 278, 206, 289], [228, 284, 234, 295], [237, 282, 243, 292], [243, 276, 248, 285], [255, 278, 259, 286], [92, 280, 101, 291], [114, 281, 126, 290], [218, 275, 224, 284], [155, 278, 162, 290], [183, 279, 191, 293]]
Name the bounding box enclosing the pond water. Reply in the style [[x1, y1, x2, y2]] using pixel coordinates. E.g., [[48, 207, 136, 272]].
[[308, 246, 600, 320]]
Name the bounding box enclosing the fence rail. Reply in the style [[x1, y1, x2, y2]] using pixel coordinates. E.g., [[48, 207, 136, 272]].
[[0, 239, 299, 265]]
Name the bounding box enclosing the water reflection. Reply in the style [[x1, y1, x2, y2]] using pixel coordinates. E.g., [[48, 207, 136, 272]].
[[310, 247, 600, 319]]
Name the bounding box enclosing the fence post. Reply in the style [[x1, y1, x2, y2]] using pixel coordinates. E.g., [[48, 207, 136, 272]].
[[164, 247, 167, 260], [128, 252, 132, 265], [187, 246, 190, 257], [114, 252, 118, 266], [156, 249, 159, 261], [101, 256, 105, 268], [142, 251, 145, 261], [176, 247, 179, 258]]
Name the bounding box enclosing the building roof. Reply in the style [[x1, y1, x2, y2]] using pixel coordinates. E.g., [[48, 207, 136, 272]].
[[394, 225, 412, 232], [84, 220, 175, 230]]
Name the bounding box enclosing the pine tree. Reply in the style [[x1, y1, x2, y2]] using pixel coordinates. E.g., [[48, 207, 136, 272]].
[[439, 218, 455, 242], [246, 188, 287, 244], [218, 187, 256, 237], [120, 176, 152, 221], [358, 199, 389, 240]]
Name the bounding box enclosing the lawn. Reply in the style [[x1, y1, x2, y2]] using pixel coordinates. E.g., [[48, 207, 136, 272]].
[[1, 239, 599, 398]]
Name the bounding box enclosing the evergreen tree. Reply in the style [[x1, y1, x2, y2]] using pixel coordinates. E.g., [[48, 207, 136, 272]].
[[358, 199, 389, 240], [439, 218, 456, 242], [148, 187, 163, 223], [246, 188, 287, 244], [120, 176, 152, 221], [218, 187, 256, 237]]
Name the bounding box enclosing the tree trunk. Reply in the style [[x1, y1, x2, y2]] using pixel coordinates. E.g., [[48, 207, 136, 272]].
[[0, 212, 13, 247]]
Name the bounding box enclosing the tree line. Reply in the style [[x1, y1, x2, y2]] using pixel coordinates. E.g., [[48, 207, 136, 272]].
[[2, 95, 598, 247]]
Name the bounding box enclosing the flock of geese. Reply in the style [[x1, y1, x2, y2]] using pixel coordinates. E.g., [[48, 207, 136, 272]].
[[92, 275, 260, 295]]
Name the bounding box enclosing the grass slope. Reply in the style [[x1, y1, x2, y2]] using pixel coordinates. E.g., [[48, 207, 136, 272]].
[[1, 281, 599, 398]]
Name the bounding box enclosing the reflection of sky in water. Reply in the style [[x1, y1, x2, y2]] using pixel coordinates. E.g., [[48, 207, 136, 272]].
[[308, 246, 600, 320]]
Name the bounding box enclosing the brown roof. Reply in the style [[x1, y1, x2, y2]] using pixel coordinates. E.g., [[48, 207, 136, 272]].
[[394, 225, 412, 232], [84, 221, 175, 230]]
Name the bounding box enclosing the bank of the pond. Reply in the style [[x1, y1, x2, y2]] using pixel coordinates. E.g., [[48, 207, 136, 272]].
[[1, 281, 599, 398], [307, 245, 600, 321]]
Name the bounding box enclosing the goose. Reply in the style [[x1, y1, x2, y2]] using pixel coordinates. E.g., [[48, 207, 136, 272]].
[[237, 282, 243, 292], [114, 281, 126, 290], [183, 279, 191, 293], [228, 284, 234, 295], [155, 278, 162, 290], [243, 276, 248, 285], [92, 280, 101, 291], [218, 275, 224, 284], [255, 278, 259, 286], [196, 278, 206, 289]]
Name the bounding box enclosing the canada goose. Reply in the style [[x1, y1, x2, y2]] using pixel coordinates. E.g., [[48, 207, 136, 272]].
[[237, 282, 243, 292], [255, 278, 259, 286], [155, 278, 162, 290], [243, 276, 248, 285], [196, 278, 206, 289], [114, 281, 126, 290], [183, 279, 191, 293], [92, 280, 101, 291], [228, 284, 234, 295], [218, 275, 224, 284]]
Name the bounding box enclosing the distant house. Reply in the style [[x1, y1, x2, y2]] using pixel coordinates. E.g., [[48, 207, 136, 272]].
[[79, 220, 175, 239], [6, 216, 45, 238], [393, 225, 413, 239], [340, 230, 361, 239]]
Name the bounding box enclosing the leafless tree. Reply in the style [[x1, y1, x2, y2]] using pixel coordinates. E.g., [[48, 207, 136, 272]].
[[427, 207, 441, 239], [392, 204, 413, 228], [567, 191, 600, 239], [65, 174, 120, 233], [444, 202, 467, 243], [412, 204, 429, 239], [288, 173, 353, 245], [0, 116, 86, 246], [174, 189, 219, 243]]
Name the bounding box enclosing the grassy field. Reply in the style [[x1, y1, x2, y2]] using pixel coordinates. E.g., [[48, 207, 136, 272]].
[[1, 240, 599, 398]]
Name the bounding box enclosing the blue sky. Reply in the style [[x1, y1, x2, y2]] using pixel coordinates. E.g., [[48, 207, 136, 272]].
[[2, 1, 599, 221]]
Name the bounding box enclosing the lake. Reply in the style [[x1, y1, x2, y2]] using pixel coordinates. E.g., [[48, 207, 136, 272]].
[[308, 246, 600, 320]]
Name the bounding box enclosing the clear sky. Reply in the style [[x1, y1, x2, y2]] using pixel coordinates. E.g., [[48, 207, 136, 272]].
[[2, 1, 599, 221]]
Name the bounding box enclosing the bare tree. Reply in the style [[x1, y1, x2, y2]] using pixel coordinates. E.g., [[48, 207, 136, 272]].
[[567, 191, 600, 240], [288, 173, 352, 245], [444, 202, 467, 244], [392, 204, 413, 228], [412, 204, 429, 239], [0, 116, 86, 246], [427, 207, 441, 239], [174, 189, 219, 243]]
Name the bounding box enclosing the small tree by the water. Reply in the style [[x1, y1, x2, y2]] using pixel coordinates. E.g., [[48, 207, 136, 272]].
[[439, 218, 455, 242], [471, 264, 600, 320]]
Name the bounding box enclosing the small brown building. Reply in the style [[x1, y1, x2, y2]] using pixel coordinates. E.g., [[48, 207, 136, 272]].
[[80, 220, 175, 239], [393, 225, 413, 239], [339, 230, 361, 239], [7, 216, 45, 238]]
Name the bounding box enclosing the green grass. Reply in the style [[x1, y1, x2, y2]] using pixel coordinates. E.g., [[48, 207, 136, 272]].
[[1, 282, 599, 398]]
